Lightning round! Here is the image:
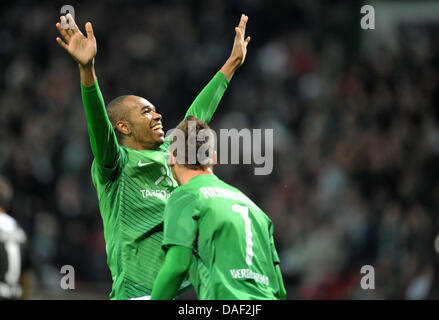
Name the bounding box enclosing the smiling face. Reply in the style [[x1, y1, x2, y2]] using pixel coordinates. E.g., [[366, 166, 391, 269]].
[[110, 95, 165, 150]]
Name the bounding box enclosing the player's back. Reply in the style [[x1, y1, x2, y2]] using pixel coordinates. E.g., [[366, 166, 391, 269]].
[[179, 174, 283, 300]]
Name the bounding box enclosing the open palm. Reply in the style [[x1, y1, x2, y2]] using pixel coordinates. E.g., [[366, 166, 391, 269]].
[[230, 14, 251, 67], [56, 14, 97, 67]]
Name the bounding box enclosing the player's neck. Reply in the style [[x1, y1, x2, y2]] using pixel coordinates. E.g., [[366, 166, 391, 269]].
[[177, 168, 214, 186], [0, 207, 5, 214], [121, 138, 161, 151]]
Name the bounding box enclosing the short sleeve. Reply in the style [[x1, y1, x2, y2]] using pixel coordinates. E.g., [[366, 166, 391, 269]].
[[162, 190, 199, 251]]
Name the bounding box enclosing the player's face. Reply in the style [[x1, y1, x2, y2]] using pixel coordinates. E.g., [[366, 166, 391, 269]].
[[125, 96, 165, 149]]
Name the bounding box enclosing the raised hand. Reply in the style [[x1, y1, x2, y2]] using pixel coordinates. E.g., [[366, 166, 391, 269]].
[[229, 14, 251, 68], [220, 14, 251, 80], [56, 14, 97, 68]]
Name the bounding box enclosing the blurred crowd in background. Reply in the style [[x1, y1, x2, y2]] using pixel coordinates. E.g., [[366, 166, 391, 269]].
[[1, 0, 439, 299]]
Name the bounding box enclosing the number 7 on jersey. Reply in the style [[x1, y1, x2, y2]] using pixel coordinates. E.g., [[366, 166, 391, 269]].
[[232, 204, 254, 266]]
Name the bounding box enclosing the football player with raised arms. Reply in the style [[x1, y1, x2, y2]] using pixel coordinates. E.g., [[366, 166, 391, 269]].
[[55, 12, 251, 300]]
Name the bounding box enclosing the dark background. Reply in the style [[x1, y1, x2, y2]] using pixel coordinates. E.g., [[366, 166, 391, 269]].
[[1, 0, 439, 299]]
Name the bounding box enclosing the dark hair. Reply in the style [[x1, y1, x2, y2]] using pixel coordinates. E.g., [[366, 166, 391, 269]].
[[171, 115, 215, 170], [106, 95, 130, 141], [0, 175, 13, 209]]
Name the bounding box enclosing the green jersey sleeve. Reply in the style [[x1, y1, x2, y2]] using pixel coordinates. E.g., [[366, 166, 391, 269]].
[[81, 80, 122, 182], [163, 191, 199, 251], [184, 71, 229, 124], [163, 71, 228, 145], [150, 246, 193, 300], [161, 71, 228, 146]]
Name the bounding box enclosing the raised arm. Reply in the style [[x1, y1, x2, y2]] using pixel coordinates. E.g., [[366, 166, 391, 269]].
[[56, 15, 119, 171], [220, 14, 251, 81], [183, 14, 251, 124]]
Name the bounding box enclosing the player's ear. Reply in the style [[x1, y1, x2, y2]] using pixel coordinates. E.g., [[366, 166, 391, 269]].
[[116, 120, 131, 136], [212, 150, 217, 165], [168, 152, 176, 167]]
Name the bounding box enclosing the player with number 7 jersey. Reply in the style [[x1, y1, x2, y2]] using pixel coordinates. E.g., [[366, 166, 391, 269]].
[[162, 175, 286, 299], [150, 116, 286, 300], [55, 12, 252, 299]]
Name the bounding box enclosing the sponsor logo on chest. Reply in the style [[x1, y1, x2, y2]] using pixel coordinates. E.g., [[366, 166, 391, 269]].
[[140, 189, 172, 200]]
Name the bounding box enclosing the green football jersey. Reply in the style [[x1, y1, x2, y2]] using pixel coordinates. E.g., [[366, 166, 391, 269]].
[[163, 174, 285, 300], [81, 72, 229, 299], [91, 139, 177, 299]]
